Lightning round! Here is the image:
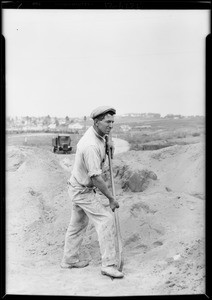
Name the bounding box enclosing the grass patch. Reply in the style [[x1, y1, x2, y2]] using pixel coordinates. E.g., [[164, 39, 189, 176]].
[[114, 118, 204, 151]]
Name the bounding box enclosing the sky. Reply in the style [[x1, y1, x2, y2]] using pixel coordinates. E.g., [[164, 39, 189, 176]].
[[3, 9, 210, 118]]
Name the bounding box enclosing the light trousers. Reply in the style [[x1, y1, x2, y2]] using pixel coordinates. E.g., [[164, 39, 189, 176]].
[[62, 185, 117, 268]]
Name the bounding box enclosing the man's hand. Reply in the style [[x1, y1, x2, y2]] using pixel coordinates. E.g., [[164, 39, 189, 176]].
[[109, 198, 119, 212], [106, 140, 115, 159]]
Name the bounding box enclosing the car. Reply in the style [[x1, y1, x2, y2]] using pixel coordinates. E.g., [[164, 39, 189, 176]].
[[52, 134, 72, 154]]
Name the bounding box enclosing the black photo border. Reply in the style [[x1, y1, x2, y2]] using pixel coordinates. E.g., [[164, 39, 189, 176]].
[[1, 1, 211, 299]]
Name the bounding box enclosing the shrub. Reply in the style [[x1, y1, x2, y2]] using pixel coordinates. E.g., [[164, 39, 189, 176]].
[[192, 132, 200, 137]]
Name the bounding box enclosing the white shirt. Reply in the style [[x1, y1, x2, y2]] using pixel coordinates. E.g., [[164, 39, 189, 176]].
[[70, 126, 107, 188]]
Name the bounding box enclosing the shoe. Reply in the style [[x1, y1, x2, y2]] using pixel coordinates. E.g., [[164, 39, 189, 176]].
[[60, 260, 89, 269], [101, 265, 124, 278]]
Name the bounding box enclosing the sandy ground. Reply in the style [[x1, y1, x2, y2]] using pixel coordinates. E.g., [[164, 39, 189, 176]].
[[6, 137, 205, 296]]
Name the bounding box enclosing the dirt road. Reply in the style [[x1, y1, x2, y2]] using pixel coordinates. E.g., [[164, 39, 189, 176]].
[[6, 137, 205, 296]]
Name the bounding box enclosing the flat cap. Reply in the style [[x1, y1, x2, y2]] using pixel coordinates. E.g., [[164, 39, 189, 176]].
[[90, 106, 116, 119]]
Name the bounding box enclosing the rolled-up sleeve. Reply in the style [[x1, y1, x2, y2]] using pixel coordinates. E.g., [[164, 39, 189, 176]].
[[83, 145, 102, 177]]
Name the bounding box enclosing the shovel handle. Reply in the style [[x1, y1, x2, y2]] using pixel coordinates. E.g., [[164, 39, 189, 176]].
[[105, 135, 124, 271], [105, 136, 116, 194]]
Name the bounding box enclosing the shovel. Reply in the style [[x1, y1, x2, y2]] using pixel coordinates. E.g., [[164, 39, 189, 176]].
[[105, 135, 124, 272]]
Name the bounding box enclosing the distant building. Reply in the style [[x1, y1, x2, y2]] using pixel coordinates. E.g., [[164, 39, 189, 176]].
[[48, 123, 56, 129], [146, 113, 161, 119], [120, 125, 131, 132], [23, 125, 38, 131], [58, 118, 66, 125], [35, 125, 43, 131], [68, 123, 83, 130], [120, 113, 161, 119], [164, 114, 183, 119]]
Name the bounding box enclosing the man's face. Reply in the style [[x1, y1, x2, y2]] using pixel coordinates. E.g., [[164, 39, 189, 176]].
[[97, 114, 114, 136]]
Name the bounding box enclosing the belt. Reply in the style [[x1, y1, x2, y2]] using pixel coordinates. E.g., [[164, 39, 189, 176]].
[[67, 181, 96, 193]]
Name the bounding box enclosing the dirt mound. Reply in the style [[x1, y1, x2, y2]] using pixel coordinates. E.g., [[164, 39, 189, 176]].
[[112, 166, 157, 192], [114, 143, 204, 198], [6, 146, 26, 171], [121, 169, 157, 192], [6, 142, 205, 295], [6, 146, 72, 263]]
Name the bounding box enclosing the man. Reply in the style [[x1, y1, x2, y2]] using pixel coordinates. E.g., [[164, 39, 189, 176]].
[[61, 106, 124, 278]]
